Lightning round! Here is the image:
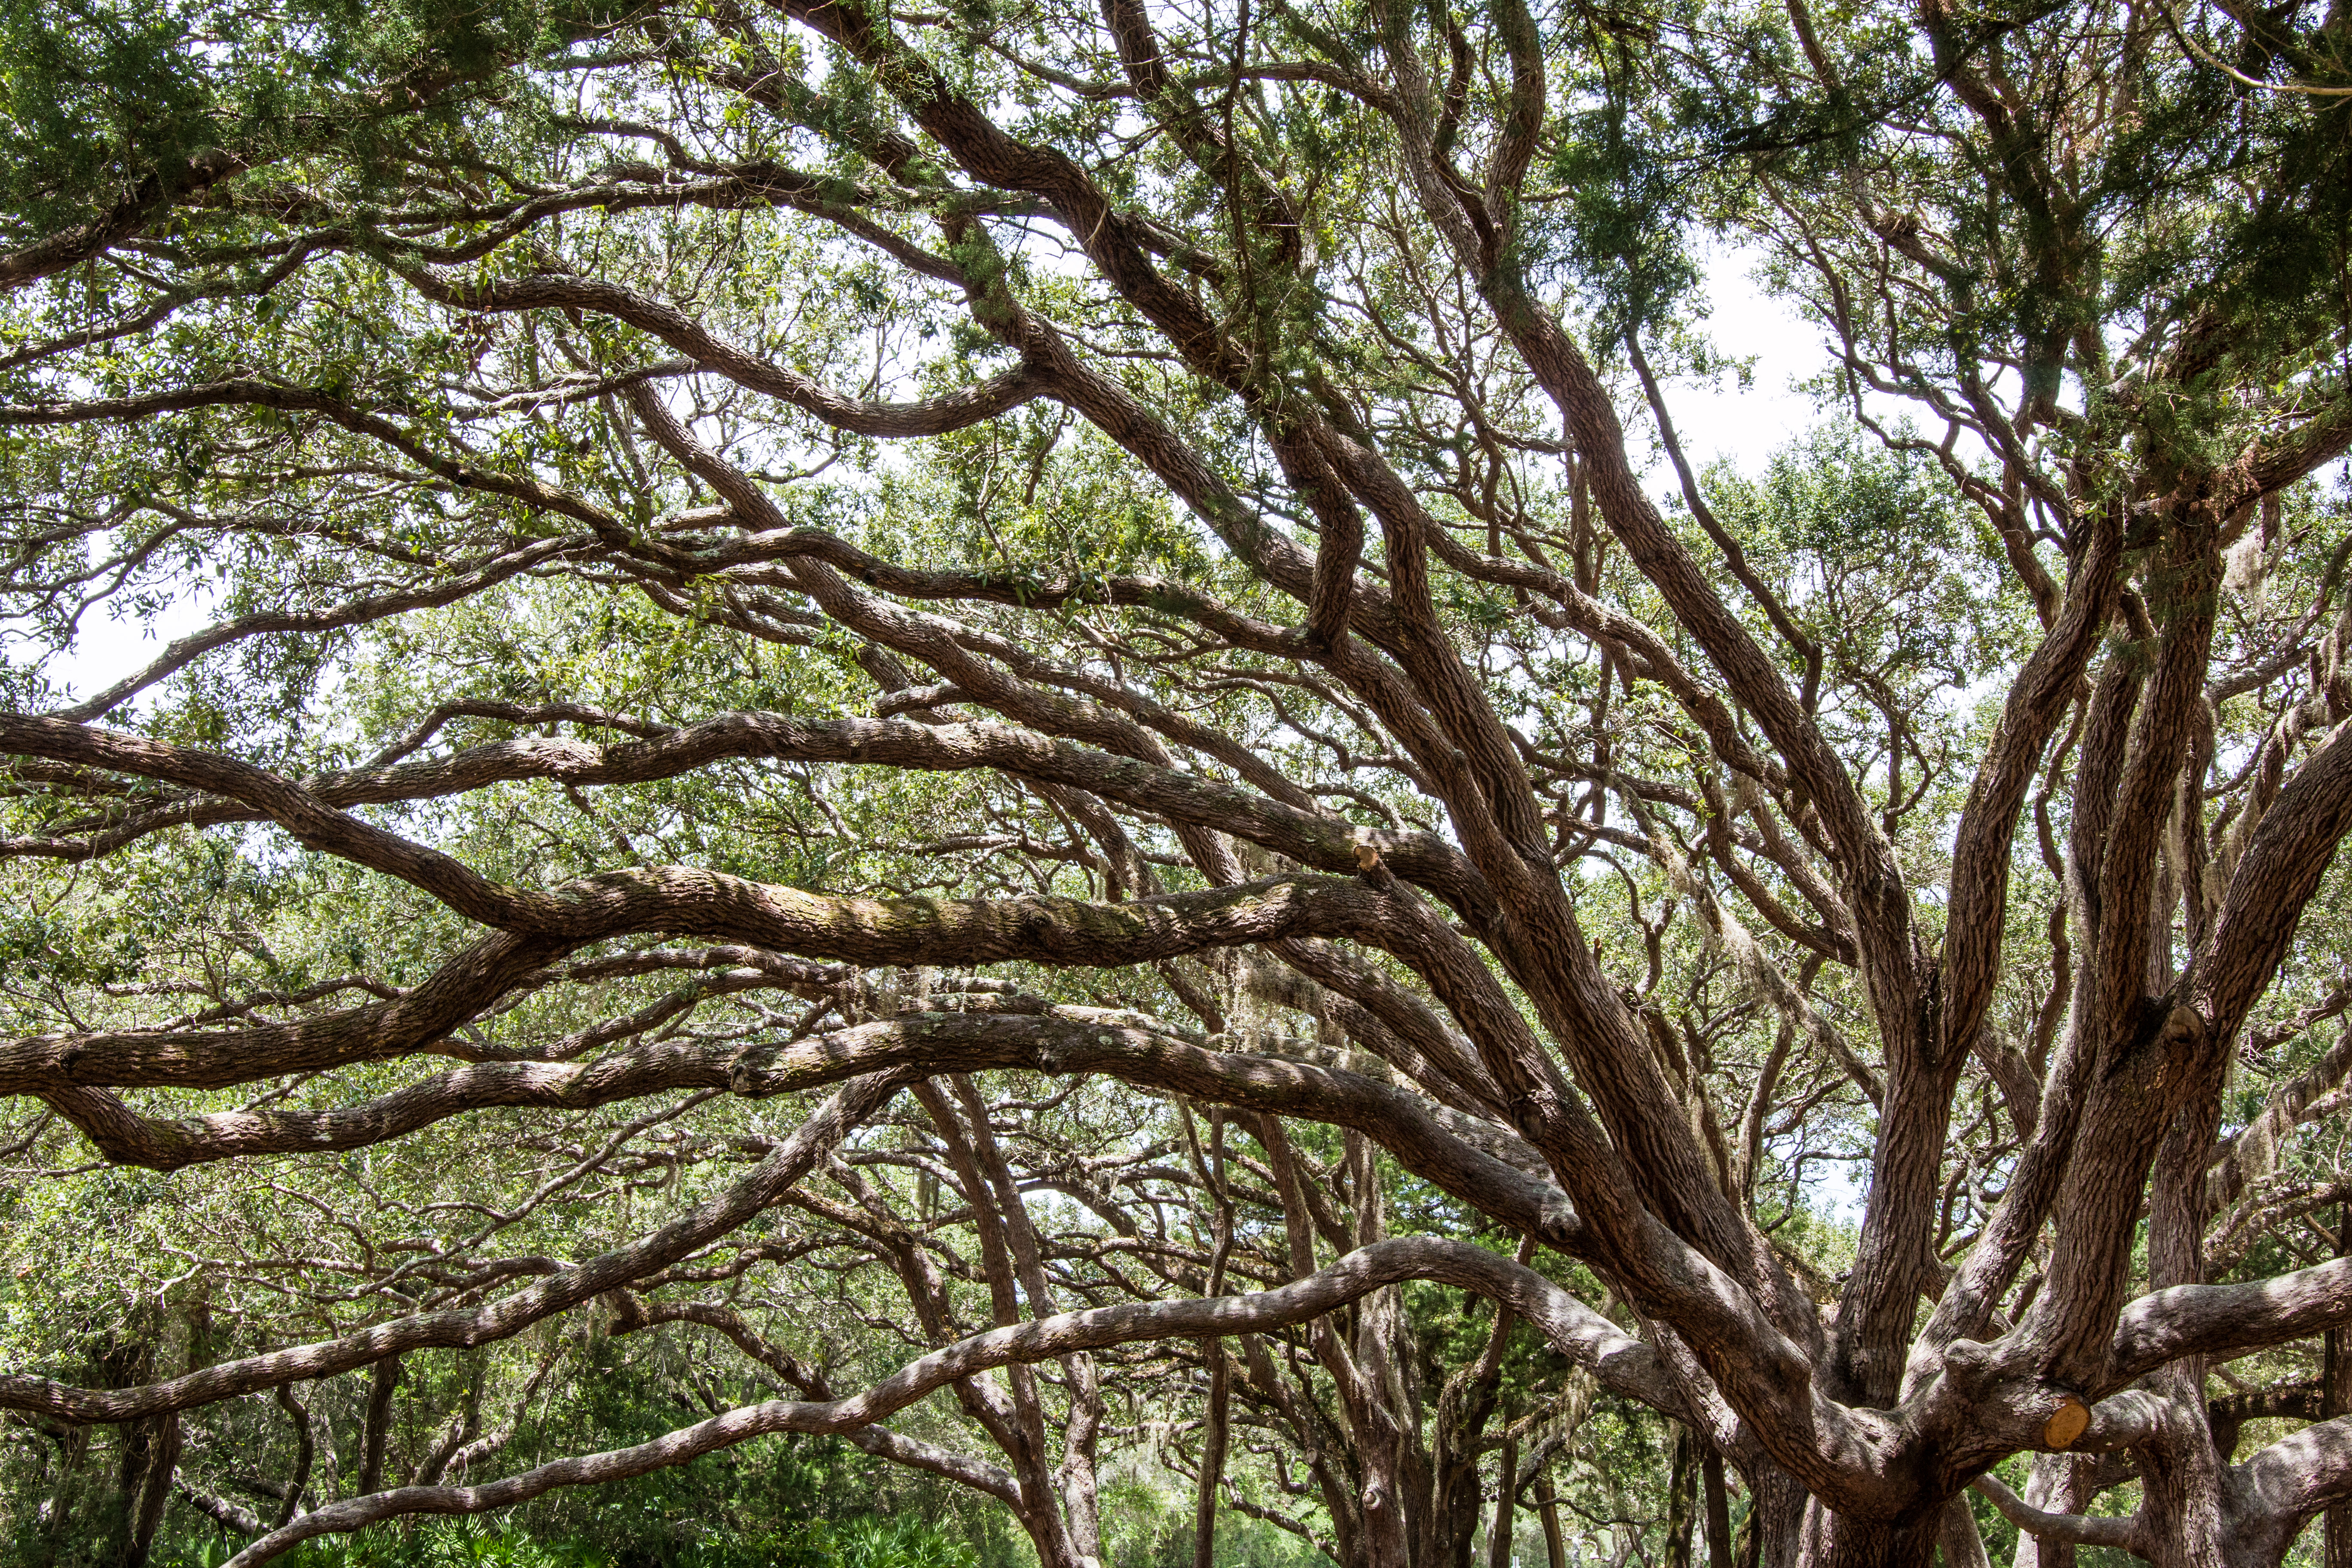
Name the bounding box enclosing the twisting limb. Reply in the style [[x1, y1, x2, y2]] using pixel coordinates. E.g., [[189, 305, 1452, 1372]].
[[216, 1237, 1682, 1568]]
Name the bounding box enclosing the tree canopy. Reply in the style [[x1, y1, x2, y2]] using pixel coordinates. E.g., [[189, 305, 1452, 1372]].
[[2, 0, 2352, 1564]]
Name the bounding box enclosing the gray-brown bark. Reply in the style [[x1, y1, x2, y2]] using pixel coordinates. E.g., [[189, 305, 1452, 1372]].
[[5, 0, 2352, 1561]]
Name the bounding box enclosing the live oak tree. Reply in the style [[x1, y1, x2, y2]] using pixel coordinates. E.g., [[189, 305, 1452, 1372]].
[[3, 0, 2352, 1563]]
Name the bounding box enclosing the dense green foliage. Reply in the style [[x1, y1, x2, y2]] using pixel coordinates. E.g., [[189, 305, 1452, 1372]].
[[0, 0, 2349, 1562]]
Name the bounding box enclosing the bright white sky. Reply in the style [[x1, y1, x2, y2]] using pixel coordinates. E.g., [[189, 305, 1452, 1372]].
[[1672, 245, 1832, 472]]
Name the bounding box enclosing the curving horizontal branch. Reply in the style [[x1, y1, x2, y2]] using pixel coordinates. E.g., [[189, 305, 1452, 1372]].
[[2233, 1413, 2352, 1559], [608, 1298, 1026, 1507], [407, 270, 1051, 438], [0, 1071, 903, 1424], [0, 148, 248, 294], [0, 713, 553, 930], [2109, 1253, 2352, 1382], [33, 1006, 1572, 1265], [46, 533, 588, 724], [2, 871, 1406, 1105], [0, 1016, 1626, 1431], [0, 714, 1411, 949], [3, 925, 570, 1093], [0, 380, 633, 544], [6, 708, 1482, 912], [1967, 1473, 2147, 1557], [215, 1236, 1678, 1568]]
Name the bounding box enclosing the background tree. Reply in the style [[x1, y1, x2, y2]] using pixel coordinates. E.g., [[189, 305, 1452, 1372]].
[[1, 0, 2351, 1564]]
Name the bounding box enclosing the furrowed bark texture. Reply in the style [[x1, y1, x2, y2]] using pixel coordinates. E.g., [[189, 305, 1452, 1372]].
[[4, 0, 2352, 1562]]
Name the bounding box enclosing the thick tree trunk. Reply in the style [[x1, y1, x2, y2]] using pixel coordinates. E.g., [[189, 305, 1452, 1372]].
[[357, 1354, 402, 1496], [1488, 1429, 1518, 1568], [1536, 1474, 1568, 1568], [274, 1384, 314, 1527], [102, 1418, 155, 1566], [1745, 1470, 1808, 1568], [2330, 1206, 2352, 1568], [122, 1413, 180, 1568], [1702, 1452, 1733, 1568], [1667, 1426, 1697, 1568], [1192, 1342, 1228, 1568], [1796, 1503, 1944, 1568], [1426, 1388, 1498, 1565], [2009, 1455, 2092, 1568], [2137, 1379, 2230, 1568], [1937, 1495, 1990, 1568], [1426, 1287, 1517, 1568], [37, 1424, 88, 1568]]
